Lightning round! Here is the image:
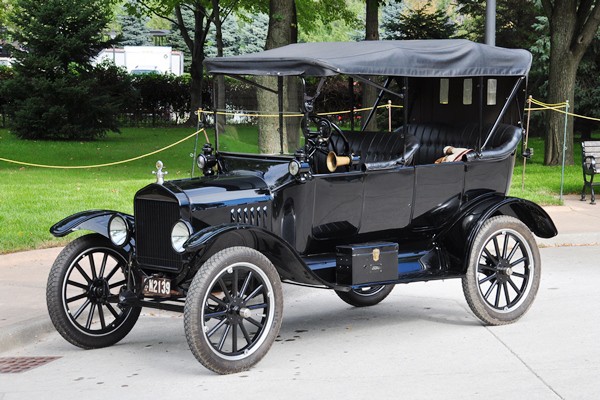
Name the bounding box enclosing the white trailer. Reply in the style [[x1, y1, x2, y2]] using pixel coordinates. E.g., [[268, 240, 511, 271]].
[[95, 46, 184, 76]]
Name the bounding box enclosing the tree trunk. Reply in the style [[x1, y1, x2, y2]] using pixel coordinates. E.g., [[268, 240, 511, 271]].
[[258, 0, 295, 154], [545, 48, 577, 165], [212, 0, 226, 134], [286, 3, 301, 152], [362, 0, 379, 132], [187, 5, 210, 127], [542, 0, 600, 166]]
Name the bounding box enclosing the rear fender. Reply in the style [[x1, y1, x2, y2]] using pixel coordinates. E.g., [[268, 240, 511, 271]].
[[50, 210, 134, 244], [184, 224, 331, 287], [439, 195, 557, 274]]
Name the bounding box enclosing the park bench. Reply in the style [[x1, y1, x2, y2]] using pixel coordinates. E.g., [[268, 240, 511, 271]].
[[581, 141, 600, 204]]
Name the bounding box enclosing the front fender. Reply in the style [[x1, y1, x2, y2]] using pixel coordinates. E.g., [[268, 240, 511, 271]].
[[184, 224, 332, 287], [50, 210, 134, 241], [439, 194, 557, 274]]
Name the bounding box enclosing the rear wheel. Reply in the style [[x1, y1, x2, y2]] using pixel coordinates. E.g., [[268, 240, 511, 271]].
[[462, 216, 540, 325], [46, 234, 141, 349], [184, 247, 283, 374], [335, 285, 395, 307]]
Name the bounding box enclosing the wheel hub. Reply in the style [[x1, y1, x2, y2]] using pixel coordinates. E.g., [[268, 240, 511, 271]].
[[89, 279, 110, 304], [496, 260, 513, 283], [226, 297, 251, 323]]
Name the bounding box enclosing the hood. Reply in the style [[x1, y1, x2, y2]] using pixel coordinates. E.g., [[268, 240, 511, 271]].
[[135, 174, 272, 211]]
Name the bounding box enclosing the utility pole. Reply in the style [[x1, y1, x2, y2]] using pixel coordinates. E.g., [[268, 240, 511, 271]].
[[485, 0, 496, 46]]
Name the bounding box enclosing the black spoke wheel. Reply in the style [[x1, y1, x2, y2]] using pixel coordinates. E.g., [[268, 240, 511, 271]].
[[462, 216, 540, 325], [184, 247, 283, 374], [46, 234, 140, 349], [335, 284, 395, 307]]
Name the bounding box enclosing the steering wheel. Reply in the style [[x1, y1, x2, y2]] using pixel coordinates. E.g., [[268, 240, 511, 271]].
[[305, 115, 349, 153]]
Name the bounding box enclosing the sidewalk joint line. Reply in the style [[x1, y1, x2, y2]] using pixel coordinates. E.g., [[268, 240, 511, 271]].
[[485, 326, 565, 400]]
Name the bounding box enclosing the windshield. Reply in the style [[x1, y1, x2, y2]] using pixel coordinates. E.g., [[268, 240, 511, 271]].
[[212, 75, 406, 156]]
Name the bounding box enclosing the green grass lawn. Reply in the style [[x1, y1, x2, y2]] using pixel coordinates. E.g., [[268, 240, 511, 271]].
[[0, 126, 589, 253], [509, 136, 584, 204]]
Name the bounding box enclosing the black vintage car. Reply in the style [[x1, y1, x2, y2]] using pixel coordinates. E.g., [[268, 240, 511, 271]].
[[47, 40, 557, 374]]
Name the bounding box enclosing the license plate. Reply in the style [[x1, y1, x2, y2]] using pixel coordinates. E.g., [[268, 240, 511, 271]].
[[143, 277, 171, 297]]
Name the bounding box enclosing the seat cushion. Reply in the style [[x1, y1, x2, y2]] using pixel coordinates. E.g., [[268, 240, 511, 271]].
[[405, 123, 522, 165]]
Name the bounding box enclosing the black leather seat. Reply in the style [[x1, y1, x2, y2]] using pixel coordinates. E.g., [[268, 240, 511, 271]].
[[405, 123, 522, 165], [314, 130, 420, 173]]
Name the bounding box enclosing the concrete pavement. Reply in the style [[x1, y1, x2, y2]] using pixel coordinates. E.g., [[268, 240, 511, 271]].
[[0, 194, 599, 397], [1, 245, 599, 399]]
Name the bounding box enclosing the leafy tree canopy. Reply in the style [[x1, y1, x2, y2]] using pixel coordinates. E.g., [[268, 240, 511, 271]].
[[455, 0, 540, 49]]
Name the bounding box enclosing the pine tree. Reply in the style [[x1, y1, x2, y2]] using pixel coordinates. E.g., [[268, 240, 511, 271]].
[[118, 13, 153, 47], [381, 1, 456, 40], [4, 0, 120, 140]]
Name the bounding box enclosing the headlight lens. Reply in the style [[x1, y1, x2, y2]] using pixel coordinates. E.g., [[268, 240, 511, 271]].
[[108, 215, 128, 247], [171, 220, 192, 253], [196, 154, 207, 169], [288, 160, 300, 176]]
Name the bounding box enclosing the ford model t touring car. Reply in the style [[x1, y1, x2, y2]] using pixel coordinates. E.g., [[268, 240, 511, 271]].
[[47, 40, 557, 374]]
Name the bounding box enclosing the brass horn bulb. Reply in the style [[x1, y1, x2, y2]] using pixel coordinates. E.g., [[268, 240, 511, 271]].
[[326, 151, 352, 172]]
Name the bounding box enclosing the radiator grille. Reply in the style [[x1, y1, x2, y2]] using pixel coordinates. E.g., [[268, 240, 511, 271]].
[[230, 206, 268, 227], [135, 198, 183, 271]]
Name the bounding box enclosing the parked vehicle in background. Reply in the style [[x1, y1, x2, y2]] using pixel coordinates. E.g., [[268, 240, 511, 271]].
[[47, 40, 557, 375]]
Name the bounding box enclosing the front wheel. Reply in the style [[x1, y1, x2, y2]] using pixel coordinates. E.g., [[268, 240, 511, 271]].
[[335, 284, 395, 307], [46, 234, 141, 349], [462, 216, 541, 325], [184, 247, 283, 374]]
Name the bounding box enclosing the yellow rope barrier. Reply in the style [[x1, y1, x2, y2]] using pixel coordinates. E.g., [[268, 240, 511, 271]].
[[529, 98, 600, 122], [0, 129, 203, 169], [197, 104, 403, 118], [530, 99, 568, 107], [0, 104, 406, 169], [21, 96, 600, 170]]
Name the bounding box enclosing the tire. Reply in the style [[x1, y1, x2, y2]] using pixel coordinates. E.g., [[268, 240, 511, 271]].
[[335, 284, 395, 307], [46, 234, 141, 349], [462, 216, 541, 325], [184, 247, 283, 374]]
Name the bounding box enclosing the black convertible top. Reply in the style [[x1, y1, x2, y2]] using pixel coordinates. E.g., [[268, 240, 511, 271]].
[[204, 40, 532, 78]]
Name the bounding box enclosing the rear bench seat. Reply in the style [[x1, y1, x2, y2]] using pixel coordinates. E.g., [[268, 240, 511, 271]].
[[312, 123, 521, 173], [406, 123, 522, 165]]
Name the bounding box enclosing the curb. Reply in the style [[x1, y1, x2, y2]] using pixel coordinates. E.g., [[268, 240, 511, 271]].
[[536, 232, 600, 248], [0, 315, 54, 353]]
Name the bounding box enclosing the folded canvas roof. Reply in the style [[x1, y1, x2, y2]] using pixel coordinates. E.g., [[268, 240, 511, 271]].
[[204, 39, 532, 78]]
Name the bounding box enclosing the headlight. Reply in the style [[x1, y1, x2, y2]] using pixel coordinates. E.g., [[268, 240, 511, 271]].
[[108, 215, 128, 247], [171, 220, 192, 253], [288, 160, 300, 176], [196, 154, 207, 169]]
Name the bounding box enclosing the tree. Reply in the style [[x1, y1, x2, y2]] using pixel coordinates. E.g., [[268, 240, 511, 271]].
[[361, 0, 381, 131], [118, 1, 153, 46], [456, 0, 539, 49], [381, 0, 456, 40], [3, 0, 121, 140], [256, 0, 297, 153], [128, 1, 240, 125], [540, 0, 600, 165]]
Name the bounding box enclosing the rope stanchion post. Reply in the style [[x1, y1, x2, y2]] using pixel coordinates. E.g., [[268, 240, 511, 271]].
[[522, 95, 532, 191], [191, 108, 203, 178], [560, 100, 569, 202], [388, 100, 392, 132]]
